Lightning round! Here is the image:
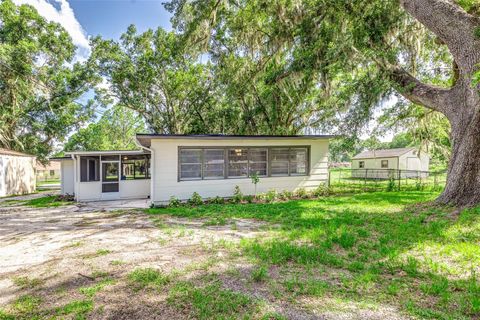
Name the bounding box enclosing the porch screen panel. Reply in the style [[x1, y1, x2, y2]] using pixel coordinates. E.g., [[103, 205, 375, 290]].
[[248, 148, 267, 176], [179, 149, 202, 180], [228, 149, 248, 177], [203, 149, 224, 179], [289, 148, 308, 175], [80, 156, 100, 182], [270, 148, 289, 176]]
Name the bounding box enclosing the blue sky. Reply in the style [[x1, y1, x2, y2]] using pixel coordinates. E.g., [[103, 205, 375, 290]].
[[13, 0, 173, 61], [69, 0, 172, 40]]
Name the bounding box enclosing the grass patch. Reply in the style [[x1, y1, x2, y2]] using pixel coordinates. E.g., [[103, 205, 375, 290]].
[[79, 278, 115, 298], [148, 191, 480, 318], [167, 280, 258, 319], [83, 249, 111, 259], [25, 195, 71, 208], [128, 268, 170, 290], [11, 295, 42, 315], [56, 299, 93, 319], [12, 276, 43, 289]]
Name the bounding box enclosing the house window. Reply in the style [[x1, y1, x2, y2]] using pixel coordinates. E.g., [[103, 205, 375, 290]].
[[249, 148, 267, 176], [204, 149, 225, 179], [381, 160, 388, 168], [178, 146, 309, 181], [49, 170, 55, 176], [359, 161, 365, 168], [179, 149, 202, 180], [121, 155, 150, 180], [228, 149, 248, 177], [80, 156, 100, 182]]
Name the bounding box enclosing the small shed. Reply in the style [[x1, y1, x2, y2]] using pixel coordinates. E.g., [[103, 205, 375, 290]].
[[351, 147, 429, 178], [0, 148, 36, 197]]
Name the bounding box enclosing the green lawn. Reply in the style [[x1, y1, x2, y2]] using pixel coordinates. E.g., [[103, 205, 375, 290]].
[[148, 191, 480, 319]]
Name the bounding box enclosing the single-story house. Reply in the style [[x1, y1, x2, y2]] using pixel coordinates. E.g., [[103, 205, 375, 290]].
[[0, 148, 36, 197], [351, 147, 429, 178], [36, 160, 61, 182], [56, 134, 332, 205]]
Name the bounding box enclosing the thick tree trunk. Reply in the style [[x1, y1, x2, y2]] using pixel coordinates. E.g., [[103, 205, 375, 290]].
[[436, 107, 480, 206]]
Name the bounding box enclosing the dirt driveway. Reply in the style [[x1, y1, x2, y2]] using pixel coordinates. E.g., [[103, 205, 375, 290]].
[[0, 197, 409, 320], [0, 198, 279, 319]]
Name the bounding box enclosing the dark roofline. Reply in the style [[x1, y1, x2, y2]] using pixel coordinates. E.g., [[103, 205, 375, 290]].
[[136, 134, 336, 139]]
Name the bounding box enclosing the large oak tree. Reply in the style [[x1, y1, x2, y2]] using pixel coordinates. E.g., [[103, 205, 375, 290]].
[[166, 0, 480, 206]]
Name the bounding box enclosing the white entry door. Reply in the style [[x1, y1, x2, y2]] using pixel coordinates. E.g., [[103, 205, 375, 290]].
[[101, 161, 120, 200]]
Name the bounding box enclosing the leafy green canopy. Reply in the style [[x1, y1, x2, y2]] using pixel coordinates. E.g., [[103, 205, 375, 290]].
[[164, 0, 454, 139], [63, 106, 146, 152], [90, 25, 229, 135], [0, 0, 99, 162]]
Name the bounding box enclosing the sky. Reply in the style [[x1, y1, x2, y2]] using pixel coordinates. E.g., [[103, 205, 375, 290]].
[[13, 0, 173, 61]]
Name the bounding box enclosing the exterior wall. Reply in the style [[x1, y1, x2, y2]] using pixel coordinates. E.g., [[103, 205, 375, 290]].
[[149, 138, 329, 204], [119, 179, 150, 199], [351, 157, 398, 179], [61, 160, 74, 195], [0, 154, 36, 197]]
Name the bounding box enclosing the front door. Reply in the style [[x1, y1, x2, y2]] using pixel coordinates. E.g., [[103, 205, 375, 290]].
[[101, 161, 120, 200]]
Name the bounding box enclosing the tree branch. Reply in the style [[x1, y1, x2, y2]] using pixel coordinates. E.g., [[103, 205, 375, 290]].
[[390, 66, 452, 115], [400, 0, 480, 73]]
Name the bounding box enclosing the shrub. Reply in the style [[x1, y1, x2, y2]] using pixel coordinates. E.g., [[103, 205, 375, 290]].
[[188, 192, 203, 206], [244, 195, 254, 203], [312, 184, 330, 197], [168, 196, 181, 207], [295, 187, 309, 199], [279, 190, 293, 200], [264, 189, 278, 203], [386, 177, 397, 192], [251, 172, 260, 197], [415, 179, 425, 191], [209, 196, 225, 204], [232, 185, 243, 203]]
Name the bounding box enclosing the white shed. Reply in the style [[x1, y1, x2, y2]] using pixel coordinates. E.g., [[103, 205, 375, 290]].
[[351, 147, 429, 178], [0, 148, 36, 197]]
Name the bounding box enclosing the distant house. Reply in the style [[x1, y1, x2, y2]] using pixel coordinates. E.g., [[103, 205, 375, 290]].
[[351, 147, 429, 178], [0, 148, 36, 197], [55, 134, 333, 204], [36, 160, 61, 182]]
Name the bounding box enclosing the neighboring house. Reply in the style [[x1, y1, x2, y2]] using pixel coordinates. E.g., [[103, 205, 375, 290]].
[[56, 134, 332, 204], [36, 160, 61, 181], [0, 148, 36, 197], [351, 147, 429, 178]]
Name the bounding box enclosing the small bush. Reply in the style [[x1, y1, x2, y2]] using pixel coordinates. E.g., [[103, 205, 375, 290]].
[[295, 187, 309, 199], [264, 190, 278, 203], [244, 195, 254, 203], [209, 196, 225, 204], [168, 196, 181, 207], [232, 185, 243, 203], [415, 179, 425, 191], [279, 190, 293, 200], [386, 177, 397, 192], [188, 192, 203, 206], [312, 184, 330, 197]]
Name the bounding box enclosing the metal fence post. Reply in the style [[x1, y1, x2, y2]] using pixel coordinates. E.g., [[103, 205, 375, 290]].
[[398, 170, 401, 191]]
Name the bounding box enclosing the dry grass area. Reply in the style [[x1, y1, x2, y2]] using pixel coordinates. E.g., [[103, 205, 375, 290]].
[[1, 191, 479, 319]]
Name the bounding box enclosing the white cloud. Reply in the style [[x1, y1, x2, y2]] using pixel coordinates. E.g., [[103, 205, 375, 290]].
[[13, 0, 90, 61]]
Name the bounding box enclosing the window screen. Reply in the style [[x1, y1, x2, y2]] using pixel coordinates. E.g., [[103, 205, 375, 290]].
[[228, 149, 248, 177], [270, 148, 290, 176], [80, 156, 99, 182], [248, 148, 267, 176], [359, 161, 365, 168], [179, 149, 202, 180], [381, 160, 389, 168], [121, 155, 150, 180], [204, 149, 225, 179]]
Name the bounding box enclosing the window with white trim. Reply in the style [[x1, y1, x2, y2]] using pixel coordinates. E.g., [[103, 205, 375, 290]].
[[80, 156, 100, 182]]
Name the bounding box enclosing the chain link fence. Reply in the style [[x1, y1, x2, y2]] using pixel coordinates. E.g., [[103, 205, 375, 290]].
[[328, 168, 447, 193]]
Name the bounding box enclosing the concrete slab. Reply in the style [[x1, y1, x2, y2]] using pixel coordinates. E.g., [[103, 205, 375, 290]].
[[79, 198, 150, 211]]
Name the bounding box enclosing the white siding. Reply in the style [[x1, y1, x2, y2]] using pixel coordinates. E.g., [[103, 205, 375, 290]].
[[61, 160, 74, 195], [0, 154, 36, 197], [150, 138, 329, 204]]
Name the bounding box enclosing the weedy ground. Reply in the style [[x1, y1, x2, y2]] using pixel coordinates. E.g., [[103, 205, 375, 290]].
[[1, 191, 479, 319]]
